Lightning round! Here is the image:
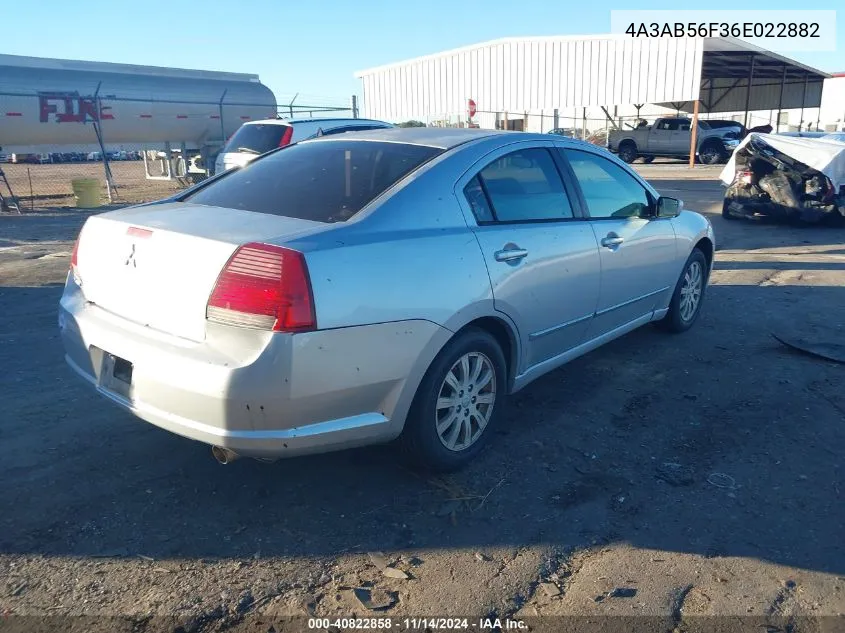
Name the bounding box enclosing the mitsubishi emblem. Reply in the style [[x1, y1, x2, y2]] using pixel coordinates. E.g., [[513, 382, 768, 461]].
[[125, 243, 137, 267]]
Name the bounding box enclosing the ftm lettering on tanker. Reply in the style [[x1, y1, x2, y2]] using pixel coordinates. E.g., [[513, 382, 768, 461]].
[[38, 92, 114, 123]]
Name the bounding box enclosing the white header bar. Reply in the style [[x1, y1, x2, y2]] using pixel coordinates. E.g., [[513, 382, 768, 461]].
[[610, 10, 836, 52]]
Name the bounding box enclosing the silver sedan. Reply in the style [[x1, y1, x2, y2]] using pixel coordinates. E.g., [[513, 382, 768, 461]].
[[59, 128, 715, 471]]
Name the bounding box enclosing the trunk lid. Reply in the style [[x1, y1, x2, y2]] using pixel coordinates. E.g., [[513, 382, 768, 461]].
[[76, 202, 325, 342]]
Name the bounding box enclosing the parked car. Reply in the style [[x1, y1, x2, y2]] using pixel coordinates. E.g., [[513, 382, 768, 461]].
[[608, 117, 742, 164], [776, 131, 828, 139], [548, 128, 580, 138], [721, 133, 845, 224], [213, 117, 393, 174], [821, 132, 845, 143], [9, 152, 51, 164], [60, 128, 714, 471], [87, 152, 102, 161], [701, 119, 745, 132]]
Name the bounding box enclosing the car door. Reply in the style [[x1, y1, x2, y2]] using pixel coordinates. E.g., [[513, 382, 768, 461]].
[[559, 147, 678, 338], [669, 120, 692, 156], [455, 141, 601, 371], [650, 119, 679, 153]]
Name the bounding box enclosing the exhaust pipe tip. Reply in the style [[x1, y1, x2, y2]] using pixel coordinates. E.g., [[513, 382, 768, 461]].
[[211, 446, 240, 465]]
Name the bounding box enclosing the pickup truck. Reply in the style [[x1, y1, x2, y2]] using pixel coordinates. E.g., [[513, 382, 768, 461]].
[[607, 117, 743, 165]]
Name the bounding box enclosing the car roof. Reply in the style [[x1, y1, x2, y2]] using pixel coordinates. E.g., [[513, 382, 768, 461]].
[[304, 126, 611, 151], [303, 127, 513, 149], [243, 117, 391, 127]]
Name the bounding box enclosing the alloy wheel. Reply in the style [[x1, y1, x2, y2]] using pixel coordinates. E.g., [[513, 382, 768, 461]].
[[679, 260, 703, 322], [435, 352, 497, 452]]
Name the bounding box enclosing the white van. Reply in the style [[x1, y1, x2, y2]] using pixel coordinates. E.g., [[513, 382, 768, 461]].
[[213, 117, 393, 175]]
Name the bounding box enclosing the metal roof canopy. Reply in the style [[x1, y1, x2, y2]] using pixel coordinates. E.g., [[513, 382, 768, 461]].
[[663, 38, 828, 114], [355, 35, 829, 122]]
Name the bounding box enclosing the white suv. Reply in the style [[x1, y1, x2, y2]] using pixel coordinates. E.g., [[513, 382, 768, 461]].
[[213, 117, 393, 174]]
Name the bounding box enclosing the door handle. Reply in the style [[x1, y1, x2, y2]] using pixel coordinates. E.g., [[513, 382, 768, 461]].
[[601, 234, 624, 249], [494, 247, 529, 262]]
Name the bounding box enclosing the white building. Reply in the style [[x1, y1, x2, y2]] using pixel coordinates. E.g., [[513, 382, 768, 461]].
[[355, 35, 835, 136]]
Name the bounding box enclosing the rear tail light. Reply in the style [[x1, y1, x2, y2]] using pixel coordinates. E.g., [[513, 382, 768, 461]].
[[70, 233, 82, 284], [823, 177, 835, 202], [737, 170, 754, 186], [70, 236, 79, 270], [279, 126, 294, 147], [206, 243, 315, 332]]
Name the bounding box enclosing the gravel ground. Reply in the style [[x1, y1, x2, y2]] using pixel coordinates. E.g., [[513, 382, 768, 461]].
[[1, 163, 844, 632]]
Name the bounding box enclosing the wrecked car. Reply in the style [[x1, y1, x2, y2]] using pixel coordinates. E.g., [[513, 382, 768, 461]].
[[720, 133, 845, 224]]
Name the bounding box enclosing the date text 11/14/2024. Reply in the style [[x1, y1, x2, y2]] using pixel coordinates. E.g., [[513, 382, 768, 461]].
[[307, 617, 528, 630]]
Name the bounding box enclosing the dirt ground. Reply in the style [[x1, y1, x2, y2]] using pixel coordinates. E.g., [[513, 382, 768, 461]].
[[1, 160, 182, 209], [1, 163, 844, 632]]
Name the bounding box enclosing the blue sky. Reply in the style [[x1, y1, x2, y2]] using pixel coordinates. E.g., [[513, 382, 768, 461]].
[[4, 0, 844, 108]]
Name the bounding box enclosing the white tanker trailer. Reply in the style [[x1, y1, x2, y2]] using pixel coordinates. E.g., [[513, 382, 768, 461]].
[[0, 54, 277, 180]]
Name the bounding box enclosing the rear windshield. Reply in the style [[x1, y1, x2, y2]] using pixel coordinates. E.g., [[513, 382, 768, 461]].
[[223, 123, 291, 155], [185, 140, 442, 222]]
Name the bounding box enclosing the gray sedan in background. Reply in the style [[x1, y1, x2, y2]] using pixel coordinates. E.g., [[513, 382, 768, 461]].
[[59, 128, 715, 472]]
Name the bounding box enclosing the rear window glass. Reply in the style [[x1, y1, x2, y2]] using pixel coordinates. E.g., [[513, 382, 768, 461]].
[[185, 140, 442, 222], [223, 124, 291, 155]]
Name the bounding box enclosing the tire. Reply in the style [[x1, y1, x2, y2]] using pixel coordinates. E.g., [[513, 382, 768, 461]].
[[659, 249, 708, 334], [618, 142, 638, 164], [641, 155, 655, 164], [699, 142, 726, 165], [721, 198, 738, 220], [400, 328, 507, 472]]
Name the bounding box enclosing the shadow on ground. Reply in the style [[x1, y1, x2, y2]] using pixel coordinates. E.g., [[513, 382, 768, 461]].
[[1, 248, 843, 576]]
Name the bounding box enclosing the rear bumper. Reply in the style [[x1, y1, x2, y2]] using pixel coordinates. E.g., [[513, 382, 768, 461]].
[[59, 278, 446, 459]]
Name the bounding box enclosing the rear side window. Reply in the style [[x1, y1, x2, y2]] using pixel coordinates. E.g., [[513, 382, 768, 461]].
[[185, 140, 442, 223], [223, 124, 291, 155], [657, 120, 681, 131], [463, 176, 494, 223], [474, 148, 574, 222]]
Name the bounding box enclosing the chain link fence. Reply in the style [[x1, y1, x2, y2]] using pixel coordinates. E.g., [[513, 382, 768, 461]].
[[417, 107, 838, 158], [5, 87, 836, 214], [0, 92, 357, 213]]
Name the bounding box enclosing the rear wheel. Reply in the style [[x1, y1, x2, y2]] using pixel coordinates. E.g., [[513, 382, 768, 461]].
[[699, 141, 727, 165], [660, 249, 708, 334], [400, 328, 506, 472], [618, 142, 638, 164]]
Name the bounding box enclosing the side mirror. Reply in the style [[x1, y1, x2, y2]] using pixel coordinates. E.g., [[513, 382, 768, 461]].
[[656, 196, 683, 218]]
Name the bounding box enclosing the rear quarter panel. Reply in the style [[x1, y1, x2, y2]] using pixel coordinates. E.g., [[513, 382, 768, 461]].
[[282, 154, 502, 433], [290, 159, 495, 331]]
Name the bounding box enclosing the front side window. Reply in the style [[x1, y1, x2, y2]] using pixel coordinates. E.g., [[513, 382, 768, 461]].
[[468, 148, 574, 223], [185, 140, 441, 222], [563, 149, 651, 219]]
